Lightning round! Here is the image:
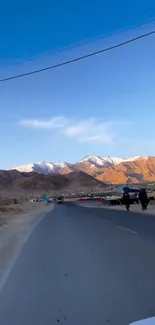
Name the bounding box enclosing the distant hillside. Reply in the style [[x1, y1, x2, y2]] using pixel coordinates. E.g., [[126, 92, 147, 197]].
[[65, 171, 106, 190], [15, 174, 69, 191], [0, 170, 22, 188], [0, 170, 106, 192]]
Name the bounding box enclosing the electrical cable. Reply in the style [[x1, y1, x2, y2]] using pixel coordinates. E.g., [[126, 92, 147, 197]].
[[1, 13, 155, 70], [0, 30, 154, 83]]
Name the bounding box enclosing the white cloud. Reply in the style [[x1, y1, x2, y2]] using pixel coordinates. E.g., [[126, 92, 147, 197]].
[[19, 116, 129, 145], [81, 134, 113, 144], [64, 118, 95, 137], [20, 116, 69, 129]]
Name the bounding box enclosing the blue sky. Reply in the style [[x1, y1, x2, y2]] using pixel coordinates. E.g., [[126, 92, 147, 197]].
[[1, 0, 155, 169]]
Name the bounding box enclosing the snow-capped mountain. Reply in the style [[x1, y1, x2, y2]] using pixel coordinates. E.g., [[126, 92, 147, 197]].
[[123, 156, 149, 163], [12, 162, 74, 175], [78, 155, 150, 167], [9, 155, 155, 184], [12, 156, 125, 174], [78, 156, 125, 167], [11, 156, 150, 175]]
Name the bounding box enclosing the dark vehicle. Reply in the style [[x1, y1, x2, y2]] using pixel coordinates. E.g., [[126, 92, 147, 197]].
[[56, 196, 64, 204]]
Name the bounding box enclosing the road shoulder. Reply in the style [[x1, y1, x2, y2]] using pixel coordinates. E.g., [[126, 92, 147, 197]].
[[0, 203, 55, 291]]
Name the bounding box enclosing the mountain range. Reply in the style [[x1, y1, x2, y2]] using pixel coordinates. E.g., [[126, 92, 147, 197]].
[[0, 170, 106, 194], [11, 155, 155, 184]]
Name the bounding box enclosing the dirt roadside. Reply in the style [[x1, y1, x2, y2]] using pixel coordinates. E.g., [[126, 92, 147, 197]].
[[0, 201, 51, 227], [0, 202, 55, 290]]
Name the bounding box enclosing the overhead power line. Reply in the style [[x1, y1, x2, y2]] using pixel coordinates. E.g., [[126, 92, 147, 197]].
[[0, 30, 154, 83], [70, 8, 155, 39], [1, 13, 155, 70]]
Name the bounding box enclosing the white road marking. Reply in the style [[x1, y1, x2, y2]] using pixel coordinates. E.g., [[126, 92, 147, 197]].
[[118, 225, 138, 235]]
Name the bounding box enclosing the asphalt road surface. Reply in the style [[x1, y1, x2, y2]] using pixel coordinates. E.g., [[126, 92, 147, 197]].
[[0, 203, 155, 325]]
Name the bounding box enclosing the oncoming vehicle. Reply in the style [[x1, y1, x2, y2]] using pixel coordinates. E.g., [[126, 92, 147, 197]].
[[56, 195, 64, 204]]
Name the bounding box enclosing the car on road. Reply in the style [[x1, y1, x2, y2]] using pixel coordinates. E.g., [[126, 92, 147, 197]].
[[56, 195, 64, 204]]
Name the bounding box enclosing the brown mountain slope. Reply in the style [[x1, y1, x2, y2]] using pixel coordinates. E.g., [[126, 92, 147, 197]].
[[17, 171, 106, 191], [74, 162, 105, 177], [65, 171, 107, 190], [0, 170, 23, 188], [0, 170, 106, 192], [15, 174, 69, 191], [96, 157, 155, 184], [59, 165, 75, 175]]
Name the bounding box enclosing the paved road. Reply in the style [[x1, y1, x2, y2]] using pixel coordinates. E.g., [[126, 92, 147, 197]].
[[0, 203, 155, 325]]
